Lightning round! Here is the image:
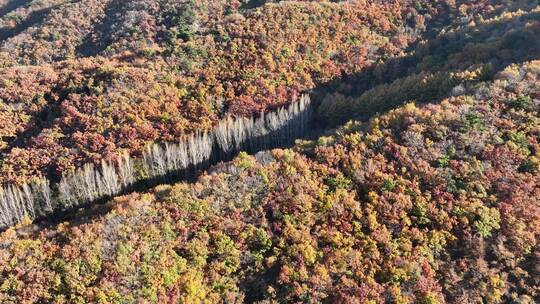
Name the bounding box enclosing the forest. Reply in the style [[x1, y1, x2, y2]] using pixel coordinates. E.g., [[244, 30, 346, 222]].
[[0, 0, 539, 303], [0, 94, 311, 228]]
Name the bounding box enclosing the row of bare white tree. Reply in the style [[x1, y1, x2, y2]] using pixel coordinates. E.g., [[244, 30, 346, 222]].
[[0, 94, 312, 228]]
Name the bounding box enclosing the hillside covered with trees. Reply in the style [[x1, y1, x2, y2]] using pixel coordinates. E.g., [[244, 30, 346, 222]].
[[0, 0, 540, 303], [0, 0, 429, 186], [1, 59, 539, 303], [0, 0, 530, 185]]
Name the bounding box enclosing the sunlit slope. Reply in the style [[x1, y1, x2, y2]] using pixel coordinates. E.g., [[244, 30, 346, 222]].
[[0, 0, 528, 186], [1, 60, 538, 303]]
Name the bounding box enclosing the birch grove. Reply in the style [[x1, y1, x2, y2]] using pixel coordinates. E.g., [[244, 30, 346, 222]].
[[0, 94, 312, 229]]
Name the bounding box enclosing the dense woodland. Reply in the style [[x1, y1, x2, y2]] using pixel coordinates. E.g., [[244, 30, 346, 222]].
[[0, 94, 312, 228], [0, 0, 421, 186], [1, 60, 539, 303], [0, 0, 540, 303], [0, 0, 530, 186]]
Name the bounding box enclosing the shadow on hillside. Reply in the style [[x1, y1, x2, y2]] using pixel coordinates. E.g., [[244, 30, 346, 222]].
[[0, 4, 61, 42], [75, 0, 123, 57], [310, 9, 540, 127], [239, 0, 270, 10], [0, 0, 32, 18]]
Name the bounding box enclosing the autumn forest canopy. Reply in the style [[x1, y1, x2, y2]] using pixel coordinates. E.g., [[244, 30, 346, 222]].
[[0, 0, 540, 303]]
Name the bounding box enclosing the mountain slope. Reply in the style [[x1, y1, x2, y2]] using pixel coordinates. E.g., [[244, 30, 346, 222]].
[[0, 1, 539, 303], [1, 59, 539, 303], [0, 0, 531, 185], [0, 0, 432, 185]]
